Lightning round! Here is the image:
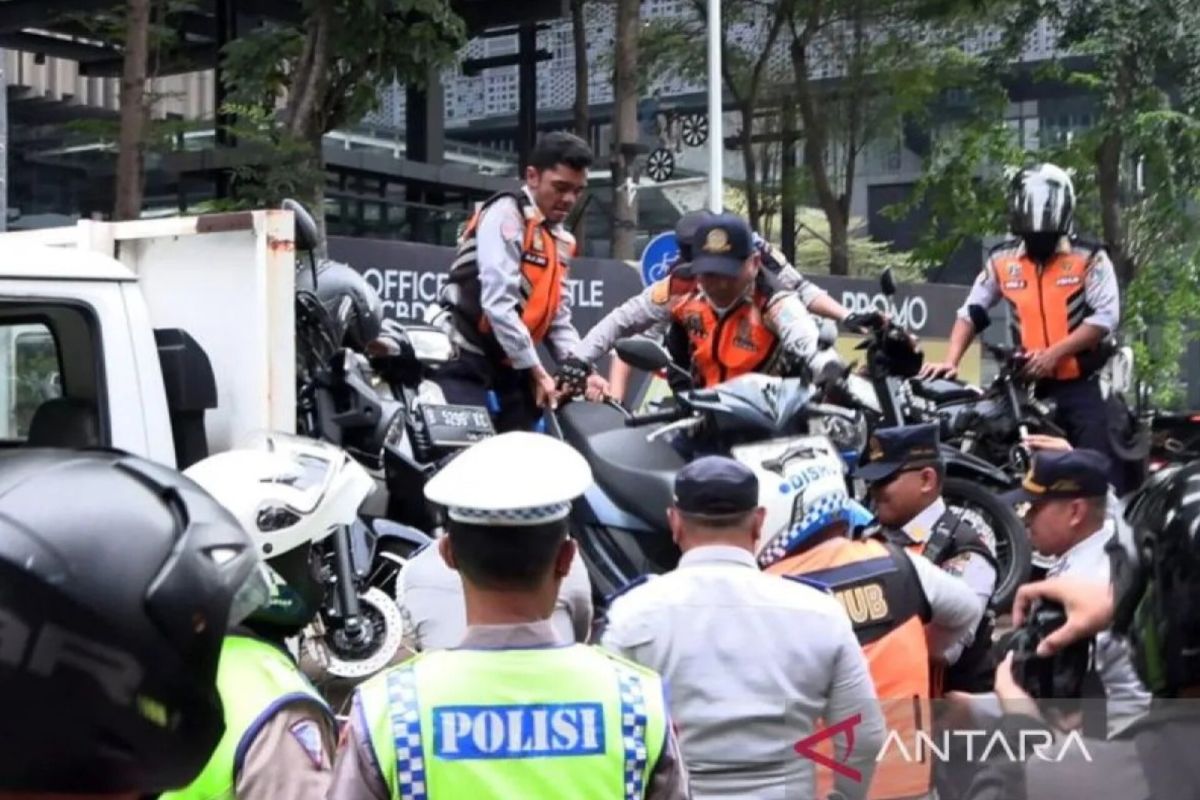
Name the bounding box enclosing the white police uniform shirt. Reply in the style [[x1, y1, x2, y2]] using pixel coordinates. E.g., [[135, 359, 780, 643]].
[[600, 545, 884, 800], [328, 619, 690, 800], [1046, 519, 1152, 736], [397, 539, 594, 651]]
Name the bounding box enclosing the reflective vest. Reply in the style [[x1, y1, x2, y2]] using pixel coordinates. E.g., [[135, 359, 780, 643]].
[[669, 281, 782, 387], [768, 538, 933, 800], [355, 645, 668, 800], [162, 635, 333, 800], [445, 191, 574, 361], [989, 240, 1101, 380]]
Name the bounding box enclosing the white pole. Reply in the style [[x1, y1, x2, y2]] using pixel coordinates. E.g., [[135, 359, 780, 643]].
[[707, 0, 723, 213]]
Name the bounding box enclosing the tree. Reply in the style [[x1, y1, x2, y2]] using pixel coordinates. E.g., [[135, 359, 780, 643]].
[[113, 0, 151, 220], [219, 0, 465, 234], [610, 0, 640, 260]]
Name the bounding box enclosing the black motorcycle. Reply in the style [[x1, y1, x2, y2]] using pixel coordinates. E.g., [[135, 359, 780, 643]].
[[552, 337, 865, 604], [834, 269, 1032, 611]]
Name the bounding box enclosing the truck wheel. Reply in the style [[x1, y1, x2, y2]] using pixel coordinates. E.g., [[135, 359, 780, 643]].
[[942, 477, 1032, 613]]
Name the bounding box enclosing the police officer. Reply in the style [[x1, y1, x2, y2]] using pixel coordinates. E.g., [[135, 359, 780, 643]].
[[437, 132, 594, 432], [562, 213, 872, 402], [762, 475, 984, 800], [168, 444, 349, 800], [963, 461, 1200, 800], [329, 432, 689, 799], [601, 456, 884, 799], [999, 449, 1151, 736], [855, 424, 998, 693], [397, 531, 594, 651], [0, 449, 263, 796], [920, 163, 1123, 486]]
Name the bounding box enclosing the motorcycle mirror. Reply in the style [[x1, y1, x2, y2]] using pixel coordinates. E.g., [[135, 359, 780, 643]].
[[283, 198, 321, 253], [968, 304, 992, 333], [615, 337, 671, 372], [880, 267, 897, 297]]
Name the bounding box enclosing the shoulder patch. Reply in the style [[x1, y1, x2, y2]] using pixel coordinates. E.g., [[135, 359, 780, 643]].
[[288, 719, 328, 769], [605, 574, 654, 605], [782, 574, 832, 594], [1070, 237, 1103, 254]]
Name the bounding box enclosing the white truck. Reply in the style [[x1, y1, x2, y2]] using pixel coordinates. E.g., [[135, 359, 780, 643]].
[[0, 210, 414, 680], [0, 211, 296, 469]]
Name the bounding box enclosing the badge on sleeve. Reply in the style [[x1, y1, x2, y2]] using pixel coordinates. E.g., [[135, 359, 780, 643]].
[[650, 278, 671, 305], [289, 719, 328, 769], [500, 217, 522, 242]]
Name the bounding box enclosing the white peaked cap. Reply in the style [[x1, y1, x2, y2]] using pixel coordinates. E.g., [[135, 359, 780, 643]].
[[424, 432, 594, 526]]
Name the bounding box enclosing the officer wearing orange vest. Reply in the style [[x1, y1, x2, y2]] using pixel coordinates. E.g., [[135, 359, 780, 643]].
[[760, 476, 983, 800], [656, 213, 826, 389], [921, 163, 1122, 485], [436, 132, 598, 432]]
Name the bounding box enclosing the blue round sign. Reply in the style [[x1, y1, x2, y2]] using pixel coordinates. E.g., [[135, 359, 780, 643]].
[[639, 232, 679, 287]]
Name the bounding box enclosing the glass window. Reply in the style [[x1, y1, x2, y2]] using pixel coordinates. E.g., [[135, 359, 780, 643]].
[[0, 322, 61, 439]]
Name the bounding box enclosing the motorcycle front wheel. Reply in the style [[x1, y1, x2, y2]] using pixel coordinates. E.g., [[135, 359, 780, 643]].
[[942, 477, 1032, 613], [320, 586, 405, 680]]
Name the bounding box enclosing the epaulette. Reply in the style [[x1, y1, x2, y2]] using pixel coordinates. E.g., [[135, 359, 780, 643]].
[[782, 574, 833, 594], [1069, 237, 1104, 257], [604, 574, 654, 605]]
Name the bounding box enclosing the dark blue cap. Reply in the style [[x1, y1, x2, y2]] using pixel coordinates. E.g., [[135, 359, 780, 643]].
[[691, 213, 754, 277], [674, 456, 759, 516], [853, 423, 943, 482], [1001, 449, 1111, 505]]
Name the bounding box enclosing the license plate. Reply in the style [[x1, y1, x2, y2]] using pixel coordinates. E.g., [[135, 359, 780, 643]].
[[421, 404, 495, 447]]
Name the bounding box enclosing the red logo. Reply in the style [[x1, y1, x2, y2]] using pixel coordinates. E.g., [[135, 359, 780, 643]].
[[794, 713, 864, 782]]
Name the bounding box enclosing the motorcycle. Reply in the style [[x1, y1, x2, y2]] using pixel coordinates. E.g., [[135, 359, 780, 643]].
[[832, 269, 1032, 611], [551, 337, 866, 603]]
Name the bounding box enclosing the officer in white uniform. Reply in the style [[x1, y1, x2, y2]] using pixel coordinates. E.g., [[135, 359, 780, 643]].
[[601, 456, 884, 800], [1001, 448, 1151, 736], [397, 532, 594, 651]]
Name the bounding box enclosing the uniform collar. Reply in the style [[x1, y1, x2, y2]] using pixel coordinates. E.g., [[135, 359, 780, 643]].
[[1053, 520, 1114, 575], [899, 497, 948, 545], [679, 544, 759, 569], [455, 619, 569, 650], [520, 185, 566, 237]]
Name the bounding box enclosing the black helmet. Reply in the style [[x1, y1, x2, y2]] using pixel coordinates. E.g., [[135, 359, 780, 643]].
[[674, 209, 712, 263], [1114, 461, 1200, 695], [297, 259, 385, 351], [0, 449, 262, 794], [1008, 162, 1076, 236]]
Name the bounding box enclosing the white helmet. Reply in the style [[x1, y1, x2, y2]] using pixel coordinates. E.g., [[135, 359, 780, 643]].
[[756, 473, 875, 568], [184, 432, 375, 561]]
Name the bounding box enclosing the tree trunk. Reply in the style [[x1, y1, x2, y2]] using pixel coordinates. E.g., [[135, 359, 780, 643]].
[[1096, 130, 1130, 282], [571, 0, 589, 138], [740, 103, 761, 230], [791, 28, 849, 274], [610, 0, 640, 260], [113, 0, 151, 220]]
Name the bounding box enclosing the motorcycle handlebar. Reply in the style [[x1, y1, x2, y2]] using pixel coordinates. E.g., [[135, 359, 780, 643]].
[[625, 407, 687, 427]]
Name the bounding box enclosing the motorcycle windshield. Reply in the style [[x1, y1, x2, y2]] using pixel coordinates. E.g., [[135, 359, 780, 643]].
[[693, 374, 815, 438]]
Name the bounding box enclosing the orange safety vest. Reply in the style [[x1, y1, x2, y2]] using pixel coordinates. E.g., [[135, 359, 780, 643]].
[[769, 538, 933, 800], [989, 240, 1100, 380], [445, 191, 573, 359], [669, 283, 781, 387]]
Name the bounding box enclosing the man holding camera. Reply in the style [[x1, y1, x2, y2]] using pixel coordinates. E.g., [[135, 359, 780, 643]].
[[962, 459, 1200, 800], [1001, 449, 1151, 736]]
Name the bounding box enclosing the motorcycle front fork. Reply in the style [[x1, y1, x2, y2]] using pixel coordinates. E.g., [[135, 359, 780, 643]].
[[330, 525, 368, 646]]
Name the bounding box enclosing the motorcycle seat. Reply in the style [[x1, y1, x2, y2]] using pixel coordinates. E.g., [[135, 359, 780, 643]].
[[558, 402, 684, 529], [912, 378, 982, 404]]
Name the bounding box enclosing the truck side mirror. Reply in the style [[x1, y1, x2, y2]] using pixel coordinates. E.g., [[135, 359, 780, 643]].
[[283, 198, 320, 253], [154, 328, 217, 470]]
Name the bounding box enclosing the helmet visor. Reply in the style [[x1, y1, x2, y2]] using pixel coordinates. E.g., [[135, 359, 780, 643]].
[[226, 561, 272, 628]]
